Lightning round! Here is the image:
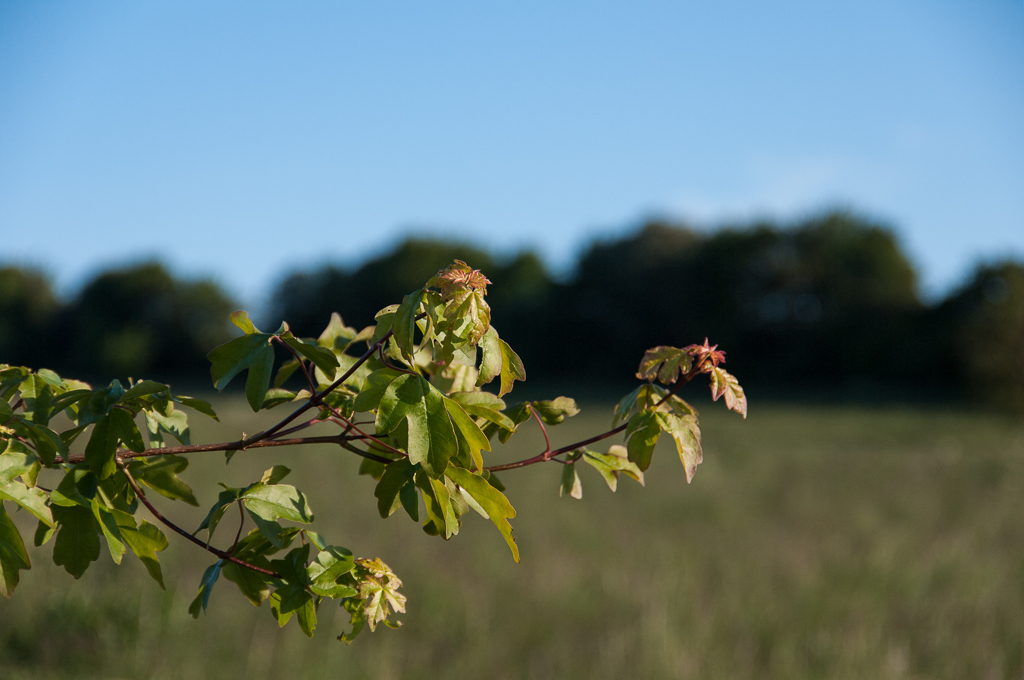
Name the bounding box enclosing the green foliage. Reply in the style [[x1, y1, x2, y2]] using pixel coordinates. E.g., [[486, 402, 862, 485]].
[[0, 259, 747, 642]]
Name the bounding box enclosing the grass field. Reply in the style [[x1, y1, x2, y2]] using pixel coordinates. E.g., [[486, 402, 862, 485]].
[[2, 400, 1024, 679]]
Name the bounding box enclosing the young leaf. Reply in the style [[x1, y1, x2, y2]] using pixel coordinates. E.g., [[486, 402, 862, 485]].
[[560, 463, 583, 500], [376, 375, 458, 478], [443, 398, 491, 471], [532, 397, 580, 425], [710, 367, 748, 418], [625, 410, 661, 471], [0, 502, 31, 598], [656, 412, 703, 483], [581, 445, 645, 492], [444, 466, 519, 562], [477, 329, 526, 398], [636, 346, 693, 384], [353, 557, 406, 632]]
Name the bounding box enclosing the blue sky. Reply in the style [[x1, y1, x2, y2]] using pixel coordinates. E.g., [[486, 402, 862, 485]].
[[1, 0, 1022, 305]]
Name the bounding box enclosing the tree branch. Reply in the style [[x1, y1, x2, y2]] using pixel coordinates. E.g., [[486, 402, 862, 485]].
[[118, 462, 281, 578]]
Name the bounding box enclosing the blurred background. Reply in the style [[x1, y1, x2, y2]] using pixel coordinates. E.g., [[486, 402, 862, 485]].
[[2, 1, 1024, 678]]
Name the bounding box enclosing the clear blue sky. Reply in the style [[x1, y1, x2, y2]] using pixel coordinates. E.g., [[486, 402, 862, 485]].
[[2, 0, 1022, 305]]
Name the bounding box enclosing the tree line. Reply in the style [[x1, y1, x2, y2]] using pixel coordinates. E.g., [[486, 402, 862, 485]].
[[2, 211, 1022, 409]]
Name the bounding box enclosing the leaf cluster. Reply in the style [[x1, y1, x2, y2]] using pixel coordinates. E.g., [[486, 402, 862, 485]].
[[0, 258, 747, 641]]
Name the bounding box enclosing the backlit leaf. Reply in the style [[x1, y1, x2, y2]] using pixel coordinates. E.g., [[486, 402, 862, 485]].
[[581, 445, 645, 492], [444, 465, 519, 562], [376, 375, 458, 478], [710, 367, 748, 418], [0, 502, 30, 598]]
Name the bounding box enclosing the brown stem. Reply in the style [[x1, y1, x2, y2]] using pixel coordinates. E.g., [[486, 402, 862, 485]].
[[119, 463, 281, 578], [485, 368, 701, 473], [530, 406, 551, 455], [244, 330, 393, 447], [60, 434, 369, 465], [229, 501, 245, 554]]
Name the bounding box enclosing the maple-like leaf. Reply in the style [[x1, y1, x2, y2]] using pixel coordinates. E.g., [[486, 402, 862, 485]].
[[684, 338, 727, 371], [353, 557, 406, 632], [636, 346, 693, 384], [709, 367, 748, 418]]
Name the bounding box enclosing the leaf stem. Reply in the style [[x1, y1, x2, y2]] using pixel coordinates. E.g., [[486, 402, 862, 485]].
[[485, 368, 701, 473]]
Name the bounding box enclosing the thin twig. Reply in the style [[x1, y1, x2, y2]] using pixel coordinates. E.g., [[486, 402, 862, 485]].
[[119, 462, 281, 578], [229, 501, 245, 554], [486, 364, 704, 473], [530, 405, 552, 455]]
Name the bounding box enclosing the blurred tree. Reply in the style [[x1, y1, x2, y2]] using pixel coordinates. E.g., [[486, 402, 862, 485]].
[[934, 262, 1024, 411], [52, 262, 236, 381], [0, 267, 60, 368]]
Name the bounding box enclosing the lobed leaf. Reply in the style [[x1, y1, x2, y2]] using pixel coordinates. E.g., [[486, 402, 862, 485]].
[[444, 466, 519, 562], [0, 502, 30, 598]]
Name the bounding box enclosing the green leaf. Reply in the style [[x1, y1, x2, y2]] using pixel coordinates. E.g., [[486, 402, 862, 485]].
[[0, 451, 36, 487], [656, 412, 703, 483], [34, 519, 56, 547], [476, 329, 526, 397], [19, 374, 55, 424], [415, 470, 459, 539], [0, 481, 53, 526], [242, 483, 314, 548], [260, 466, 291, 484], [444, 398, 491, 472], [91, 501, 127, 565], [195, 488, 242, 542], [130, 456, 198, 506], [117, 515, 168, 589], [207, 333, 275, 412], [476, 327, 502, 387], [710, 367, 748, 418], [0, 502, 31, 598], [51, 505, 101, 578], [374, 459, 417, 519], [317, 312, 358, 352], [273, 358, 302, 388], [261, 388, 298, 410], [581, 445, 645, 492], [119, 380, 169, 402], [636, 346, 693, 384], [532, 397, 580, 425], [445, 466, 519, 562], [281, 332, 340, 379], [188, 562, 223, 618], [85, 409, 144, 479], [21, 420, 68, 466], [449, 391, 505, 410], [307, 546, 356, 598], [376, 375, 458, 478], [370, 306, 398, 347], [393, 288, 427, 356], [560, 462, 583, 499], [625, 410, 662, 472], [494, 402, 533, 444], [144, 404, 190, 446], [222, 561, 272, 606], [352, 368, 404, 412], [175, 396, 218, 421], [230, 310, 260, 334]]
